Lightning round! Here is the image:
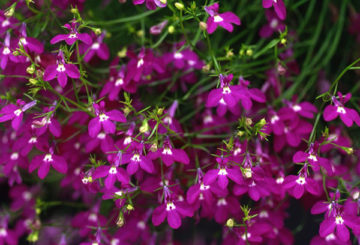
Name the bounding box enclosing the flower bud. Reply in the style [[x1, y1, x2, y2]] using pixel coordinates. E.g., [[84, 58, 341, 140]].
[[202, 64, 210, 73], [246, 49, 253, 56], [117, 47, 127, 58], [175, 2, 184, 10], [277, 63, 286, 76], [28, 78, 38, 85], [226, 218, 234, 228], [150, 143, 158, 152], [126, 204, 134, 211], [137, 30, 144, 37], [280, 38, 287, 45], [12, 50, 20, 56], [27, 65, 35, 74], [168, 25, 175, 34], [139, 120, 149, 133], [116, 213, 125, 227], [70, 8, 78, 14], [27, 230, 39, 243], [237, 131, 244, 137], [94, 28, 102, 35], [245, 117, 253, 126], [258, 118, 266, 127], [226, 50, 234, 58], [157, 108, 164, 115], [160, 0, 167, 4], [199, 22, 207, 31]]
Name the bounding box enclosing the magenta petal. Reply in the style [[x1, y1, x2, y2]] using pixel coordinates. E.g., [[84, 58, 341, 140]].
[[227, 168, 243, 184], [104, 174, 116, 189], [78, 33, 92, 45], [43, 65, 58, 81], [339, 112, 353, 127], [88, 118, 101, 137], [102, 120, 116, 134], [167, 210, 181, 229], [29, 155, 42, 173], [126, 161, 139, 175], [107, 110, 126, 122], [292, 184, 304, 199], [186, 185, 200, 204], [49, 119, 62, 137], [140, 157, 155, 173], [173, 149, 190, 164], [57, 72, 68, 88], [203, 169, 219, 185], [206, 17, 218, 34], [311, 201, 329, 214], [293, 151, 308, 163], [336, 224, 349, 242], [305, 178, 320, 196], [52, 156, 68, 174], [152, 205, 166, 226], [92, 165, 110, 179], [64, 64, 80, 79], [217, 175, 229, 189], [206, 88, 222, 107], [323, 105, 338, 121], [116, 168, 130, 184], [274, 0, 286, 20], [38, 161, 50, 179], [221, 12, 241, 25], [50, 34, 67, 44], [11, 113, 22, 130], [262, 0, 273, 8]]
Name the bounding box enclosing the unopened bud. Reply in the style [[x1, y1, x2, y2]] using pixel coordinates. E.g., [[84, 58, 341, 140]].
[[202, 64, 211, 73], [175, 2, 184, 10], [28, 78, 38, 85], [27, 65, 35, 74], [237, 131, 244, 137], [126, 204, 134, 211], [277, 64, 286, 76], [168, 25, 175, 34], [246, 49, 253, 56], [116, 213, 125, 227], [87, 176, 93, 183], [118, 47, 127, 58], [239, 49, 245, 56], [150, 143, 158, 152], [70, 8, 78, 14], [157, 108, 164, 115], [258, 118, 266, 127], [226, 218, 234, 228], [27, 230, 39, 243], [199, 21, 207, 31], [226, 50, 234, 58], [94, 28, 102, 35], [245, 118, 253, 126], [343, 147, 353, 155], [137, 30, 144, 37], [160, 0, 167, 4], [280, 38, 287, 45], [12, 51, 20, 56], [139, 120, 149, 133]]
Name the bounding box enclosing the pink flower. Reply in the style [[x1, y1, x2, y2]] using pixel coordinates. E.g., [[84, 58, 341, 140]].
[[259, 10, 286, 38], [43, 50, 80, 88], [148, 139, 189, 167], [0, 99, 36, 131], [283, 171, 321, 199], [262, 0, 286, 20], [323, 92, 360, 127], [92, 164, 129, 189], [50, 19, 91, 45], [204, 3, 241, 34]]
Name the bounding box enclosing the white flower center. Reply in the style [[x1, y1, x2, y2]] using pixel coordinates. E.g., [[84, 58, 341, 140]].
[[74, 168, 81, 175], [137, 58, 144, 68], [203, 115, 213, 124], [56, 64, 66, 72], [325, 233, 336, 241], [14, 109, 22, 116], [131, 154, 140, 162], [163, 116, 173, 125], [276, 176, 284, 184], [109, 167, 117, 174], [19, 37, 27, 45], [219, 98, 226, 105], [74, 142, 81, 150], [115, 78, 124, 86], [259, 210, 269, 218], [82, 177, 89, 184], [270, 19, 279, 29], [2, 19, 10, 27], [336, 106, 346, 114], [99, 113, 109, 122], [218, 168, 228, 176], [0, 228, 7, 237], [137, 221, 146, 230], [174, 53, 183, 59], [91, 42, 100, 49], [29, 137, 37, 143], [115, 191, 123, 196], [162, 147, 173, 155], [188, 60, 196, 66], [23, 191, 32, 201], [217, 198, 227, 206], [249, 181, 256, 187], [271, 115, 279, 124], [69, 33, 77, 39], [335, 216, 344, 225], [222, 87, 231, 94], [88, 213, 98, 222], [124, 136, 132, 145], [214, 15, 223, 23], [43, 154, 53, 162], [241, 232, 251, 240], [308, 154, 318, 162], [2, 47, 10, 55], [166, 202, 176, 211], [233, 147, 242, 156], [200, 183, 210, 190], [243, 168, 252, 178], [296, 176, 306, 185], [97, 132, 106, 139], [10, 152, 19, 160], [353, 191, 360, 200], [292, 104, 301, 112]]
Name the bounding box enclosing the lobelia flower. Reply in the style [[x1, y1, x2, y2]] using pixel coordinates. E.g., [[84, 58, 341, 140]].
[[293, 143, 333, 174], [92, 154, 130, 189], [285, 99, 318, 119], [17, 23, 44, 54], [148, 139, 189, 167], [88, 101, 126, 138], [0, 99, 37, 131], [204, 3, 241, 34], [283, 168, 321, 199], [203, 156, 242, 189], [29, 147, 68, 179], [72, 207, 107, 237], [152, 188, 193, 229], [323, 92, 360, 127], [121, 149, 155, 175], [213, 195, 240, 224], [85, 131, 114, 153], [81, 32, 109, 62], [50, 19, 92, 45], [237, 76, 266, 110], [0, 215, 17, 245], [43, 50, 81, 88], [206, 74, 244, 116], [0, 32, 19, 70], [150, 20, 168, 35], [259, 9, 286, 38], [262, 0, 286, 20], [133, 0, 166, 10], [31, 103, 62, 137], [157, 100, 182, 134]]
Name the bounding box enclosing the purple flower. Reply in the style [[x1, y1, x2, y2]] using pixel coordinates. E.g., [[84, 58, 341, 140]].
[[122, 150, 155, 175], [259, 10, 286, 38], [152, 195, 193, 229], [85, 131, 114, 153], [0, 99, 37, 131], [88, 101, 126, 137], [204, 3, 241, 34], [283, 171, 321, 199], [81, 32, 109, 62], [133, 0, 166, 10], [319, 212, 360, 242], [213, 196, 240, 224], [148, 139, 189, 167], [29, 148, 68, 179], [92, 164, 130, 189], [31, 104, 62, 137], [150, 20, 168, 35], [43, 50, 80, 88], [262, 0, 286, 20], [50, 19, 91, 45], [17, 23, 44, 54], [0, 215, 17, 245], [0, 32, 19, 70], [323, 92, 360, 127]]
